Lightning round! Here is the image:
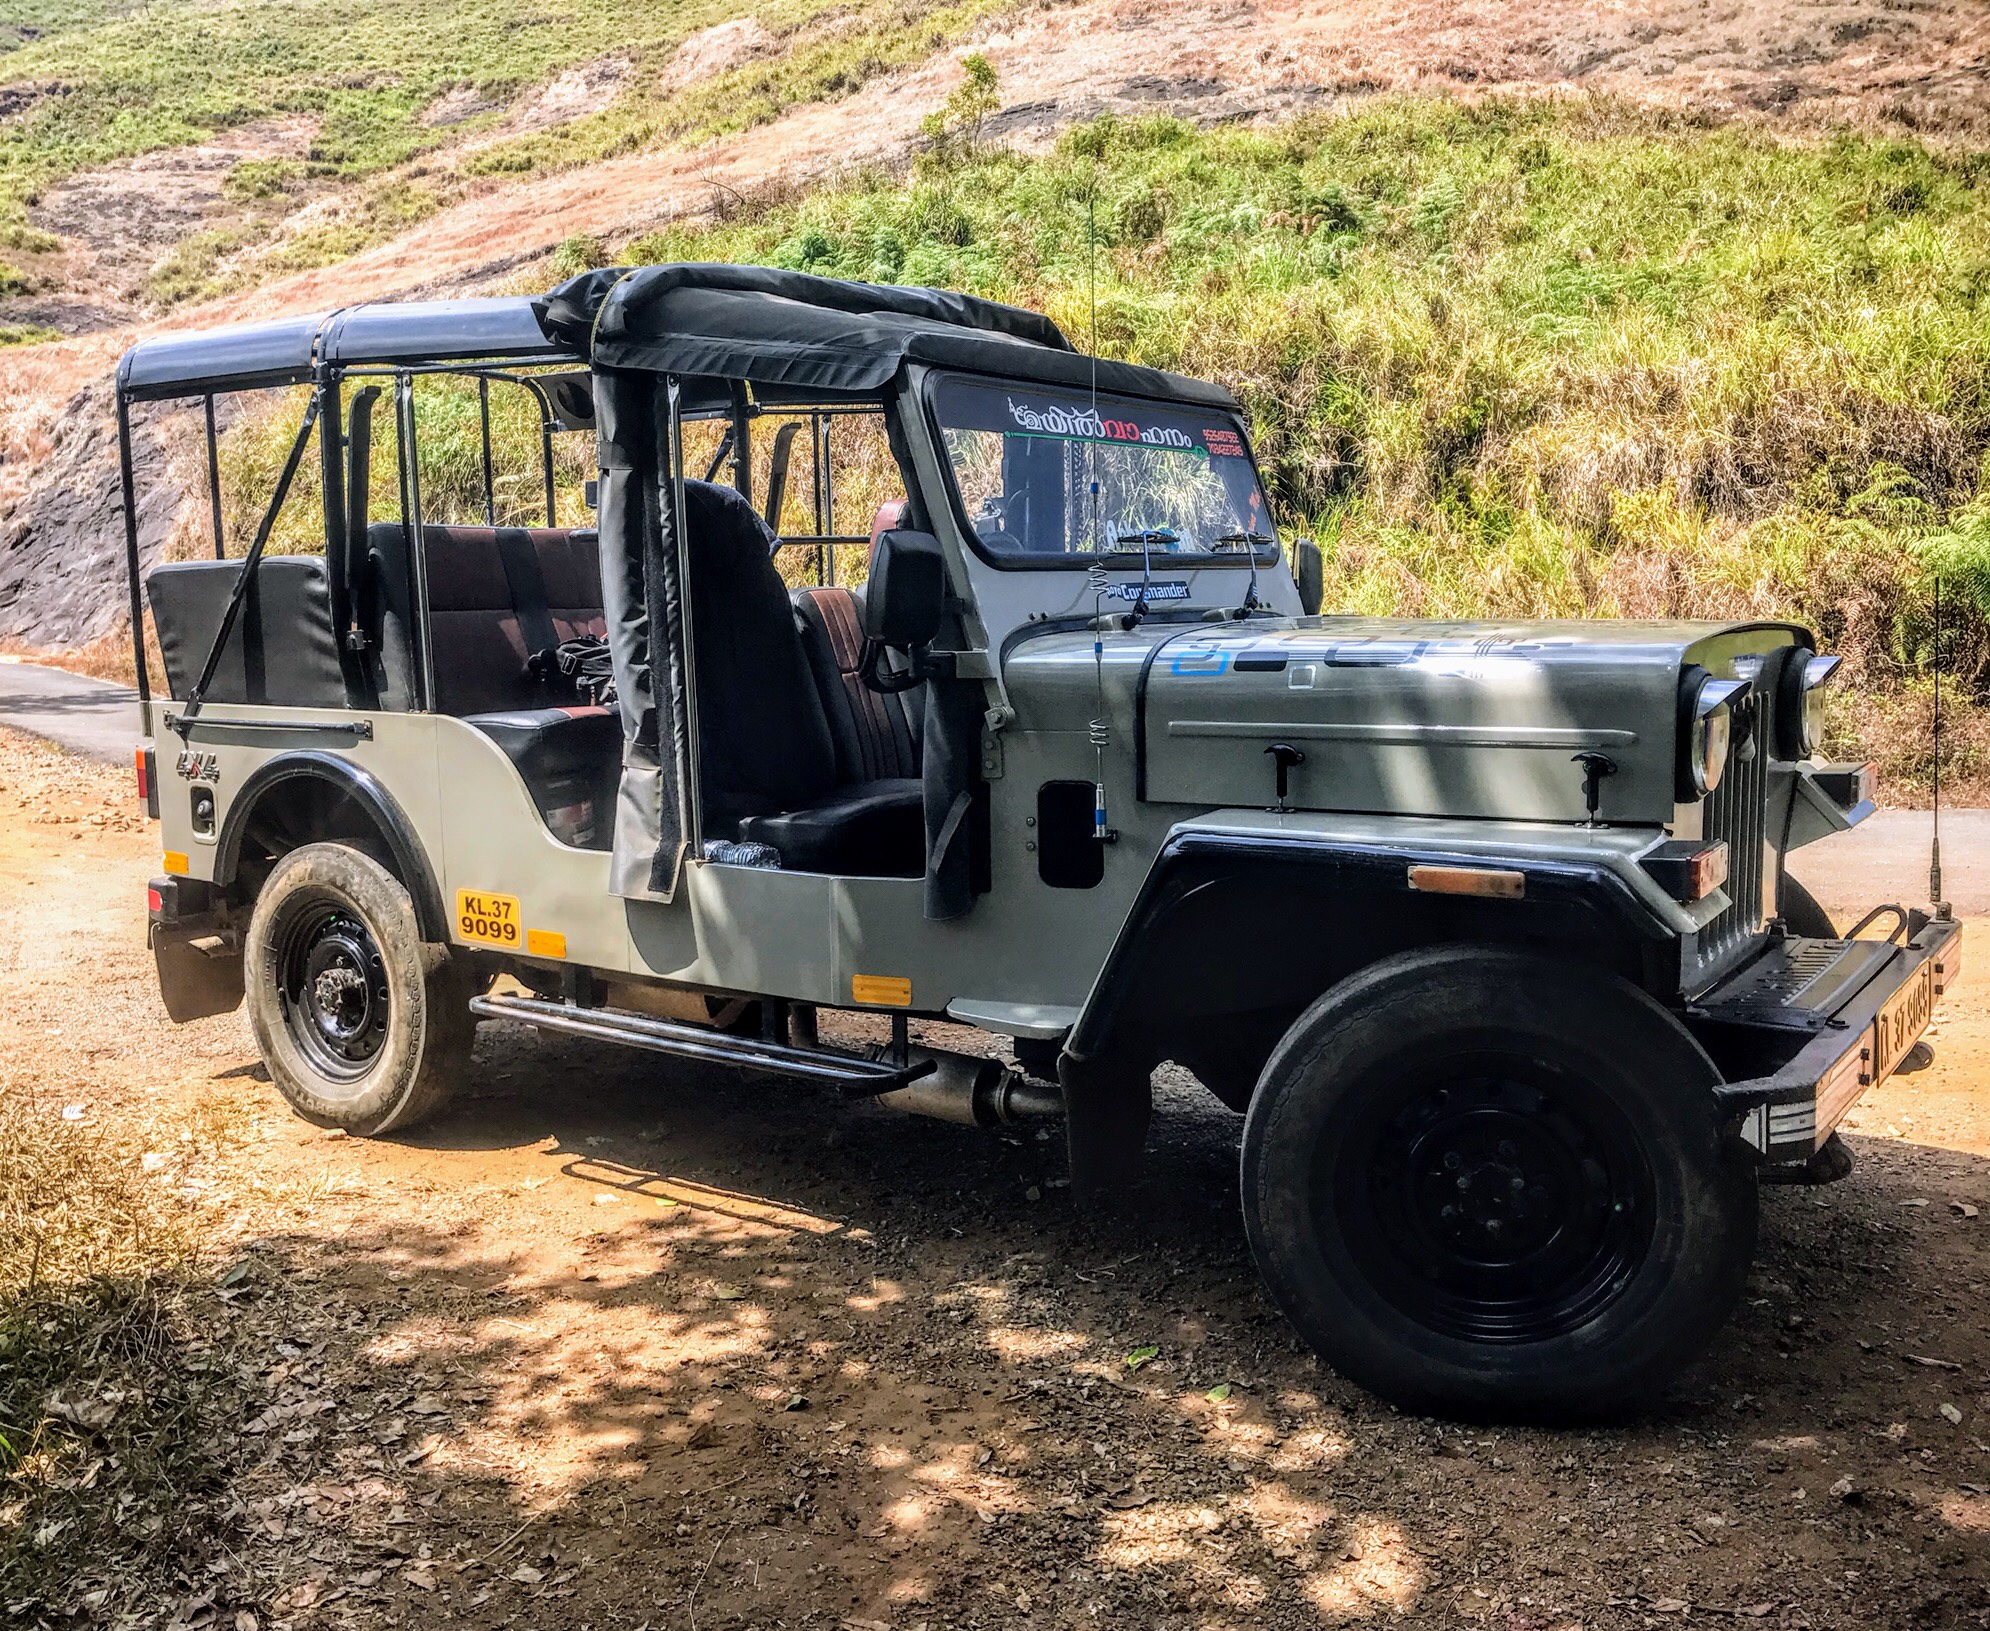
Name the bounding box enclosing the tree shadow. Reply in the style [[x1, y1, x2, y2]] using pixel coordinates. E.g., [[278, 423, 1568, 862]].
[[173, 1015, 1990, 1629]]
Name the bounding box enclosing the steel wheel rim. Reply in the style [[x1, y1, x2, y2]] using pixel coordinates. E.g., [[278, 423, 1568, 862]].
[[1327, 1056, 1657, 1344], [273, 893, 390, 1086]]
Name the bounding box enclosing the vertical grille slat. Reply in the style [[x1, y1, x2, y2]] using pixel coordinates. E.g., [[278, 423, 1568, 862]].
[[1690, 686, 1769, 986]]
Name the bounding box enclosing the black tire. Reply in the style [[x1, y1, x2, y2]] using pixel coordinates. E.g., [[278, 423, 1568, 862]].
[[1779, 875, 1837, 939], [244, 842, 477, 1136], [1240, 948, 1757, 1423]]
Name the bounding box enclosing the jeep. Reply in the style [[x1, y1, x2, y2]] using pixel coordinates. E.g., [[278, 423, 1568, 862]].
[[116, 265, 1960, 1419]]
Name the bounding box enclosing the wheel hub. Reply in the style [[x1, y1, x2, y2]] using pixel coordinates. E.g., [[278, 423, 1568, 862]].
[[1414, 1117, 1567, 1262], [277, 902, 390, 1081], [1335, 1068, 1655, 1344]]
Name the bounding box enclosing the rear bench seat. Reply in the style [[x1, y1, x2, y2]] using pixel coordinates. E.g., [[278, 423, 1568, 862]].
[[147, 501, 932, 873], [366, 521, 621, 848], [148, 527, 622, 849]]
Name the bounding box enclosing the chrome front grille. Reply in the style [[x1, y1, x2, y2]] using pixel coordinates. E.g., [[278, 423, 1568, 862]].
[[1693, 685, 1770, 981]]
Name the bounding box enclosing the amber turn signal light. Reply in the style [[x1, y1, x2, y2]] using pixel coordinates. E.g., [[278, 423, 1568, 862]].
[[1407, 864, 1526, 900], [1639, 839, 1729, 903]]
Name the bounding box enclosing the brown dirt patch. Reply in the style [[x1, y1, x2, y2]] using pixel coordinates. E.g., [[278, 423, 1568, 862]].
[[3, 724, 1989, 1627], [26, 116, 321, 312]]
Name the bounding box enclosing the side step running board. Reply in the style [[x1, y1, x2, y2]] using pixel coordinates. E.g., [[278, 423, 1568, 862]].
[[468, 992, 935, 1090]]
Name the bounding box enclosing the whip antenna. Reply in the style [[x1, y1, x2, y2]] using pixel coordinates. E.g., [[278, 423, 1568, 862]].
[[1931, 573, 1946, 909], [1085, 181, 1114, 846]]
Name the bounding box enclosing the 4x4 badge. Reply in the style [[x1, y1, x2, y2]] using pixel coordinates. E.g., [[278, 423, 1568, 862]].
[[175, 750, 220, 785]]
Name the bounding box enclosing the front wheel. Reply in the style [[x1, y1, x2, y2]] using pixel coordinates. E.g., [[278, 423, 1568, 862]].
[[1241, 948, 1757, 1422], [244, 843, 478, 1136]]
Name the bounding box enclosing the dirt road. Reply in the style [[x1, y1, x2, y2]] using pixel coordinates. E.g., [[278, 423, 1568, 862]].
[[4, 725, 1988, 1628]]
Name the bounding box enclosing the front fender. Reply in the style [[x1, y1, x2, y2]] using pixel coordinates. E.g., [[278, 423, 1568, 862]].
[[1783, 761, 1877, 852], [1067, 810, 1707, 1068]]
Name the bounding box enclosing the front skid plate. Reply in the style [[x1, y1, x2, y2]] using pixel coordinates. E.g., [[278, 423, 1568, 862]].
[[1706, 918, 1962, 1160]]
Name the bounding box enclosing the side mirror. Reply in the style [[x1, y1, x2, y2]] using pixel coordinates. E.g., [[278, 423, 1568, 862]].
[[861, 530, 946, 649], [1291, 536, 1324, 617]]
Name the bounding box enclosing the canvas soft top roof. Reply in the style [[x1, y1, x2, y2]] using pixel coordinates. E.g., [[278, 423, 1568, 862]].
[[116, 265, 1241, 411], [116, 298, 576, 400], [536, 263, 1240, 409]]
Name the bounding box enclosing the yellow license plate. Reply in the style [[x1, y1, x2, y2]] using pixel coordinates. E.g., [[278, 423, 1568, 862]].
[[1873, 957, 1936, 1081], [455, 889, 522, 948]]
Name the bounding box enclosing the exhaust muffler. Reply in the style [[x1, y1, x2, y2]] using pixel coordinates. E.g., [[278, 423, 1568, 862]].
[[874, 1047, 1063, 1127]]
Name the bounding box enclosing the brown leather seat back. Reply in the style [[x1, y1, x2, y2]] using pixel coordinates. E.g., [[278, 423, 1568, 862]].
[[366, 522, 604, 714], [792, 585, 921, 784]]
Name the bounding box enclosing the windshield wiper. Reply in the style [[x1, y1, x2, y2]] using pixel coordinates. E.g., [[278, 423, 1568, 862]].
[[1114, 528, 1181, 549], [1214, 530, 1274, 552]]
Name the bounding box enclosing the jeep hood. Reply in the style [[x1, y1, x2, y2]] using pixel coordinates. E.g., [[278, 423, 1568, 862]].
[[1002, 613, 1804, 826]]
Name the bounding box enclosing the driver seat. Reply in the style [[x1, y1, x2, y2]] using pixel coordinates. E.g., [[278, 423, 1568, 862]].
[[682, 480, 922, 876]]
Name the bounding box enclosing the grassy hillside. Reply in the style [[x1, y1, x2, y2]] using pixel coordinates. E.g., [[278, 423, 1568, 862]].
[[0, 0, 1014, 295], [602, 94, 1990, 790]]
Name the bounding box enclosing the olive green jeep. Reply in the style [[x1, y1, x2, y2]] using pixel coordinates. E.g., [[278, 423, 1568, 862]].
[[119, 265, 1959, 1420]]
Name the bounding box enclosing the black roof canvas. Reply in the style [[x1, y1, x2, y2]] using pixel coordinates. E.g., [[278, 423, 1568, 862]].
[[116, 297, 577, 400], [117, 266, 1238, 410]]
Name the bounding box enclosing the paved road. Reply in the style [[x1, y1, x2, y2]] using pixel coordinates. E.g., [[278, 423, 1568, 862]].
[[0, 658, 140, 763], [1790, 806, 1990, 921]]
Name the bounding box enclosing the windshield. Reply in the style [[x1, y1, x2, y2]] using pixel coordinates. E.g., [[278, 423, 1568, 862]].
[[930, 374, 1273, 563]]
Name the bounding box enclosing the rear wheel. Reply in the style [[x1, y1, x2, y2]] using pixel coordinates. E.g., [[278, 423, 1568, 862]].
[[244, 843, 476, 1135], [1241, 948, 1756, 1422]]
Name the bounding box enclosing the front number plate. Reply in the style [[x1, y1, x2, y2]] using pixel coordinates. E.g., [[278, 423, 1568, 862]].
[[456, 889, 522, 948], [1872, 958, 1936, 1082]]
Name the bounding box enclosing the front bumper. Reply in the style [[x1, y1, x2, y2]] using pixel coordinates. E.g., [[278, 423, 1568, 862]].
[[1703, 912, 1963, 1162]]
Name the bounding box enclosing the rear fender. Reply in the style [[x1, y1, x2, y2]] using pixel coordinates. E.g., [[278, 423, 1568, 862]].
[[214, 752, 448, 941]]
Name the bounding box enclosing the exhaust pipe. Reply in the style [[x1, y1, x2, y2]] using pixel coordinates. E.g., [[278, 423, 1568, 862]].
[[874, 1047, 1063, 1127]]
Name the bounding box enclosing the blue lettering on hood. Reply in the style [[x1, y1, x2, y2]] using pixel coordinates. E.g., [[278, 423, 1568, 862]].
[[1170, 645, 1231, 676]]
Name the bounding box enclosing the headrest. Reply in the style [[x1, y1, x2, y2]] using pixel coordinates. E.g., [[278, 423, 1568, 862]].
[[869, 499, 907, 572]]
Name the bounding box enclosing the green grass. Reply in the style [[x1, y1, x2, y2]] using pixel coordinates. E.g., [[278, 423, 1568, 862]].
[[0, 0, 1021, 265], [609, 96, 1990, 776]]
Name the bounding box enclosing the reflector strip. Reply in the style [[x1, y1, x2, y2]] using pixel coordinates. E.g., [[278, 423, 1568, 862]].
[[852, 974, 913, 1007], [146, 886, 163, 914], [525, 928, 567, 959], [1407, 864, 1525, 900], [163, 851, 189, 875], [134, 746, 149, 801]]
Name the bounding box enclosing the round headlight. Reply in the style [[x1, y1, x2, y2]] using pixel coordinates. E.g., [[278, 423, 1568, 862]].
[[1776, 650, 1842, 760], [1678, 671, 1751, 799], [1692, 697, 1732, 795]]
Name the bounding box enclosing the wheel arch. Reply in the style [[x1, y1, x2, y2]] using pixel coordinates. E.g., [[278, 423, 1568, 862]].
[[216, 752, 449, 942], [1067, 828, 1679, 1107]]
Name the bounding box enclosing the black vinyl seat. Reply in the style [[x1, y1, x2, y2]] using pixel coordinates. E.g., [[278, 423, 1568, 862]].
[[736, 779, 924, 875], [466, 705, 622, 848], [147, 556, 347, 708], [682, 480, 922, 878]]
